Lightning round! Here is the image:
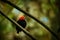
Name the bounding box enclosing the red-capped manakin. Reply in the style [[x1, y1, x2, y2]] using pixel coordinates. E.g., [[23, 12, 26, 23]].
[[16, 16, 27, 33]]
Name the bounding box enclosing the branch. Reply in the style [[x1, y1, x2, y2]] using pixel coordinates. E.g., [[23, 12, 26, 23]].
[[1, 0, 60, 40], [0, 11, 36, 40]]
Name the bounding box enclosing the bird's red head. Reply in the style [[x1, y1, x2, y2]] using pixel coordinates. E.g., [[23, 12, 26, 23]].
[[19, 16, 25, 20]]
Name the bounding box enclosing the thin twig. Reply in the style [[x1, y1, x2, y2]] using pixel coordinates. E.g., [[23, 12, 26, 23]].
[[0, 11, 36, 40], [1, 0, 60, 40]]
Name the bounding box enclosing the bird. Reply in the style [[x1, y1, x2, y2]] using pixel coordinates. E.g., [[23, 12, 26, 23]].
[[16, 16, 27, 33]]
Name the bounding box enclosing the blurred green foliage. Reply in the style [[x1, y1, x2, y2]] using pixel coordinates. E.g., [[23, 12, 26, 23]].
[[0, 0, 60, 40]]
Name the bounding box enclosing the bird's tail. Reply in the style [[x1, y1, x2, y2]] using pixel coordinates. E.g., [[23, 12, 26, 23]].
[[17, 30, 20, 33], [16, 28, 22, 33]]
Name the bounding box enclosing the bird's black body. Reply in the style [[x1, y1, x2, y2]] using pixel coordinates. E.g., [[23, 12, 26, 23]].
[[16, 20, 26, 33]]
